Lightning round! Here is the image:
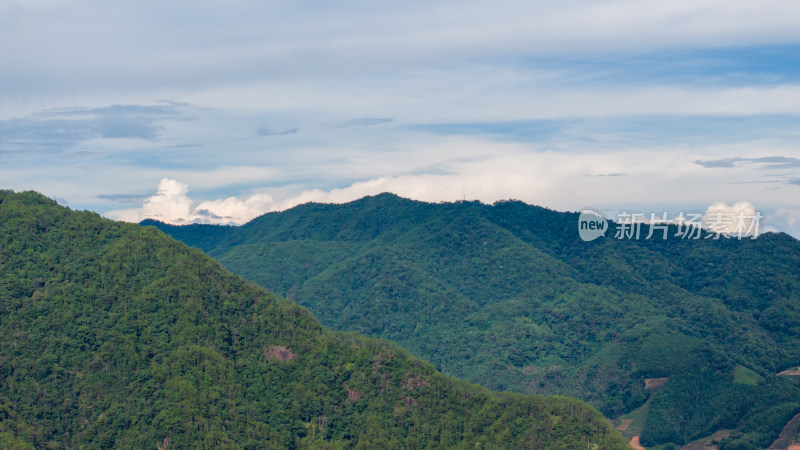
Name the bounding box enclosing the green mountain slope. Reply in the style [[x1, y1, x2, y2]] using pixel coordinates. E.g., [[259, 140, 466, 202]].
[[147, 193, 800, 449], [0, 190, 628, 449]]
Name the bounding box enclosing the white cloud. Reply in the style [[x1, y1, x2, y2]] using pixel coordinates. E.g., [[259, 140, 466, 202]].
[[183, 79, 800, 123], [4, 0, 800, 117], [141, 178, 194, 223], [106, 140, 799, 235], [702, 201, 762, 236], [195, 193, 273, 223], [108, 178, 275, 225], [109, 175, 800, 241], [5, 1, 798, 235], [764, 208, 800, 239]]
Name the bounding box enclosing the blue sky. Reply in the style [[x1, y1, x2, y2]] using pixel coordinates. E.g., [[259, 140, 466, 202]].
[[1, 0, 799, 236]]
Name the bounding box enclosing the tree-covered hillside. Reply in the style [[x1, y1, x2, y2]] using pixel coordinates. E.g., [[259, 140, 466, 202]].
[[147, 193, 800, 449], [0, 190, 629, 449]]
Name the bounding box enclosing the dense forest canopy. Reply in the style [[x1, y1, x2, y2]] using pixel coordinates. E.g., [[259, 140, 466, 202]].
[[148, 193, 800, 449], [0, 190, 629, 449]]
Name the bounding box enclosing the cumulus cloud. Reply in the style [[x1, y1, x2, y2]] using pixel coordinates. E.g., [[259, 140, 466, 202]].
[[109, 178, 273, 225], [107, 171, 800, 240], [103, 132, 798, 230], [702, 201, 762, 236], [195, 194, 274, 222], [140, 179, 194, 224]]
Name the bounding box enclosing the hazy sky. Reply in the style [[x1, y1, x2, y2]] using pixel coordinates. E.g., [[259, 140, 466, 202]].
[[2, 0, 799, 236]]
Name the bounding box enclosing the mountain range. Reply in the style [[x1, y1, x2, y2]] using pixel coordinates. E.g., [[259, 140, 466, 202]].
[[147, 193, 800, 449], [0, 190, 628, 448]]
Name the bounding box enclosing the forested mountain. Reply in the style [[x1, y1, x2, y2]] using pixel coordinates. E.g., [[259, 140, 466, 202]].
[[0, 190, 629, 449], [147, 193, 800, 449]]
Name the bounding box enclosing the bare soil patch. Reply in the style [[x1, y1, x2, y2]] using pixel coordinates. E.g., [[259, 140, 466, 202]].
[[264, 345, 295, 362], [768, 412, 800, 450], [629, 436, 645, 450], [778, 367, 800, 376], [644, 377, 668, 390]]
